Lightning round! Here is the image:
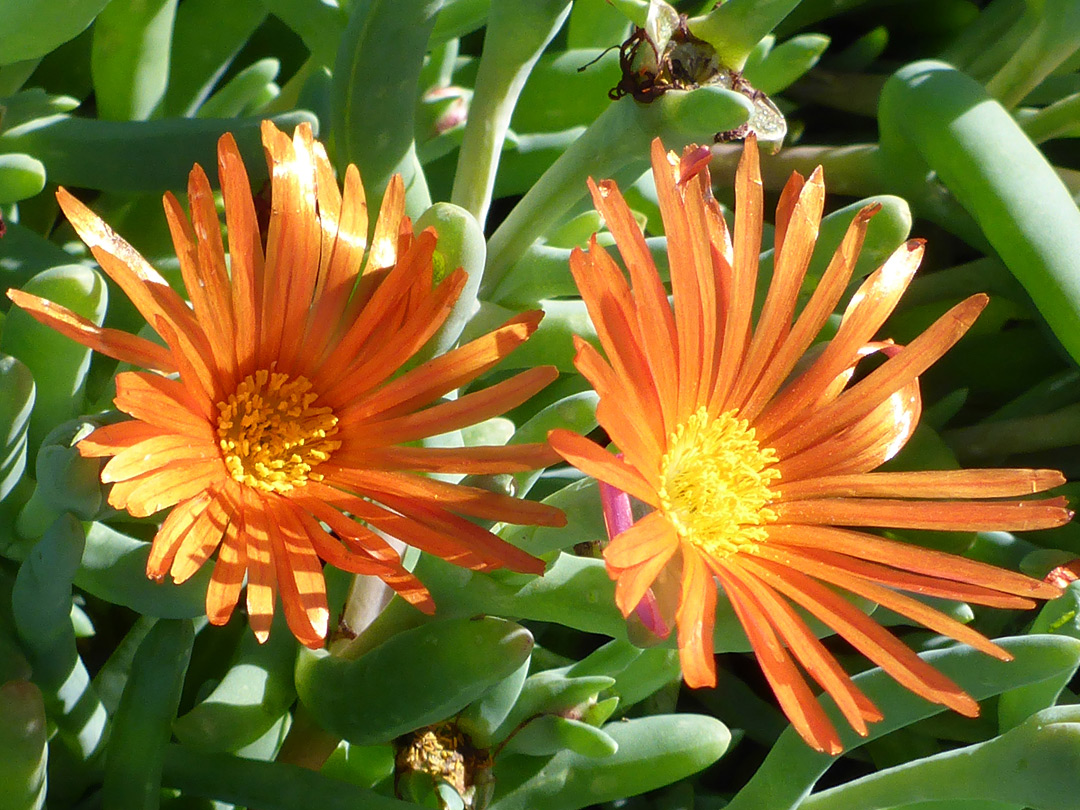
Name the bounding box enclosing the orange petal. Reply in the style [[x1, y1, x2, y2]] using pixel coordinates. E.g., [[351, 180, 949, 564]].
[[674, 544, 718, 689], [205, 505, 247, 626], [766, 523, 1062, 600], [759, 544, 1010, 661], [333, 442, 560, 475], [742, 203, 879, 422], [270, 502, 329, 648], [368, 174, 406, 272], [341, 365, 557, 447], [240, 488, 277, 643], [757, 240, 924, 441], [169, 488, 233, 583], [113, 371, 214, 440], [712, 560, 844, 754], [341, 311, 544, 423], [588, 176, 678, 424], [723, 557, 881, 736], [774, 495, 1072, 532], [731, 167, 825, 411], [120, 458, 225, 518], [56, 188, 214, 369], [369, 489, 547, 574], [548, 429, 660, 508], [101, 433, 219, 483], [79, 420, 171, 458], [768, 542, 1036, 609], [778, 468, 1067, 500], [709, 133, 762, 412], [313, 229, 440, 385], [274, 124, 323, 376], [573, 338, 664, 475], [603, 510, 677, 569], [6, 288, 177, 372], [325, 266, 468, 407], [740, 554, 980, 718], [147, 491, 212, 579], [289, 488, 402, 563], [613, 540, 678, 616], [217, 132, 263, 380], [570, 241, 668, 437], [151, 316, 216, 421], [649, 140, 710, 422], [770, 294, 986, 456], [775, 379, 921, 482]]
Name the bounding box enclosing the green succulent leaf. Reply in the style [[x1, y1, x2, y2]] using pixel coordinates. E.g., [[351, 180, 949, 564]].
[[296, 617, 533, 745]]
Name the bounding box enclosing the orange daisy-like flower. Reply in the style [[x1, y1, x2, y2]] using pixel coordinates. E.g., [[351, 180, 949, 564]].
[[8, 121, 564, 648], [548, 135, 1071, 753]]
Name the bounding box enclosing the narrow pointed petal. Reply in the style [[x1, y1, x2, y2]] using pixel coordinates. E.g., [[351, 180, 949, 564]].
[[6, 289, 176, 372], [206, 506, 247, 626], [770, 294, 987, 455], [334, 442, 559, 474], [80, 420, 171, 458], [779, 468, 1067, 500], [604, 510, 677, 568], [217, 132, 262, 379], [731, 167, 825, 410], [271, 502, 329, 648], [241, 489, 277, 643], [113, 372, 214, 440], [614, 541, 678, 617], [101, 433, 219, 483], [169, 488, 233, 583], [147, 491, 212, 579], [713, 562, 845, 754], [342, 311, 544, 424], [120, 458, 225, 518], [341, 366, 557, 447], [723, 558, 881, 735], [675, 545, 718, 689], [767, 523, 1062, 600], [742, 203, 879, 422], [741, 555, 980, 717], [549, 429, 660, 508], [775, 495, 1072, 532], [588, 176, 678, 422], [758, 240, 925, 440], [710, 133, 763, 411]]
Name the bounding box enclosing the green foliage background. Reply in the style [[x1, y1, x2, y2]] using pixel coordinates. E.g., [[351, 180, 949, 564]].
[[3, 1, 1080, 809]]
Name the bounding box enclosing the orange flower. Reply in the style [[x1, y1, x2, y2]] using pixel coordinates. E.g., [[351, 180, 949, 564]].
[[8, 121, 564, 648], [548, 135, 1071, 753]]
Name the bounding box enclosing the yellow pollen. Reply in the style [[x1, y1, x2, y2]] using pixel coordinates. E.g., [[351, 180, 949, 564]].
[[216, 369, 340, 494], [658, 407, 780, 558]]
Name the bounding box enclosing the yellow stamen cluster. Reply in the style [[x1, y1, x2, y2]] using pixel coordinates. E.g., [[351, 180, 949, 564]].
[[216, 369, 340, 494], [659, 407, 780, 558]]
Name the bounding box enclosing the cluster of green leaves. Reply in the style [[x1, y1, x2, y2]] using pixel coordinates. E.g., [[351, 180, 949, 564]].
[[3, 0, 1080, 809]]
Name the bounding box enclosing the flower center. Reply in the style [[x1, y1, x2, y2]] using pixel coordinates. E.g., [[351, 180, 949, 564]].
[[216, 369, 340, 494], [658, 407, 780, 558]]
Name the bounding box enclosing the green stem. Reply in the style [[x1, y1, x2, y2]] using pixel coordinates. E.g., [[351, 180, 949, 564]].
[[450, 0, 572, 226], [945, 403, 1080, 462], [985, 0, 1080, 109], [480, 87, 752, 297], [1018, 91, 1080, 142], [688, 0, 804, 70]]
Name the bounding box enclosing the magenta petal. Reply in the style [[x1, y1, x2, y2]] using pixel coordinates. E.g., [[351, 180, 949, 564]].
[[600, 479, 635, 539], [600, 475, 671, 640]]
